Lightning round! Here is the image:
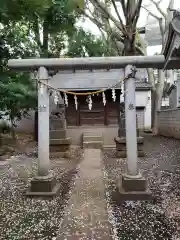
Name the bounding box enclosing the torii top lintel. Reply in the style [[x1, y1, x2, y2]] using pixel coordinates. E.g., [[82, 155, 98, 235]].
[[8, 55, 179, 71]]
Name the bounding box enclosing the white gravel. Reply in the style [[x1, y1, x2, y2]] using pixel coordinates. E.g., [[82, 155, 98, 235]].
[[0, 148, 83, 240]]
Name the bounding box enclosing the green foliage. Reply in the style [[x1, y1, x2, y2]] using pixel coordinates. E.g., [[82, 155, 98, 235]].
[[0, 28, 37, 130], [0, 71, 37, 127], [66, 28, 109, 57], [0, 0, 52, 23], [0, 0, 109, 135]]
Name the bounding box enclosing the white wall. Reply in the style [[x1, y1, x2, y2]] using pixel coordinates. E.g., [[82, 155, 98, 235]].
[[135, 91, 149, 107], [136, 90, 151, 130]]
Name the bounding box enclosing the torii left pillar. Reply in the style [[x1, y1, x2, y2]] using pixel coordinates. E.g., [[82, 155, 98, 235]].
[[26, 67, 60, 197]]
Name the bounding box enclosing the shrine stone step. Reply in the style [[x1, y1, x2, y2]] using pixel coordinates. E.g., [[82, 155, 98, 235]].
[[83, 141, 103, 149], [83, 135, 102, 142], [83, 134, 103, 149]]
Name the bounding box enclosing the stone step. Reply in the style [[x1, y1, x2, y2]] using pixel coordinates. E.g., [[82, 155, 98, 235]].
[[83, 135, 102, 142], [83, 141, 103, 149], [50, 130, 66, 139]]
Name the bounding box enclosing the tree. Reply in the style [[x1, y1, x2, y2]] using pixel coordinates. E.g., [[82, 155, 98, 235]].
[[0, 0, 85, 140], [66, 28, 114, 57], [0, 28, 37, 139], [81, 0, 176, 134], [143, 0, 174, 134], [81, 0, 145, 55]]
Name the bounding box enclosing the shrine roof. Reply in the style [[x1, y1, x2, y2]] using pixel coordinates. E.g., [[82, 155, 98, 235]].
[[51, 69, 152, 91]]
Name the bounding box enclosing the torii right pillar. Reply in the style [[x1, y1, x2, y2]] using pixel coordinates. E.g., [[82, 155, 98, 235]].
[[117, 65, 151, 201], [115, 71, 145, 158]]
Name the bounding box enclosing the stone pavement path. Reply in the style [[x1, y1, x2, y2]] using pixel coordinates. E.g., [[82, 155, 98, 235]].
[[58, 149, 112, 240]]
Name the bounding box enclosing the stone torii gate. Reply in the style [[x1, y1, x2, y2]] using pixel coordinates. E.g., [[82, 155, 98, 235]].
[[8, 54, 179, 200]]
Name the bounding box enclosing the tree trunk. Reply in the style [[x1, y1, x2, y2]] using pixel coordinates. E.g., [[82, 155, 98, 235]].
[[152, 70, 165, 135]]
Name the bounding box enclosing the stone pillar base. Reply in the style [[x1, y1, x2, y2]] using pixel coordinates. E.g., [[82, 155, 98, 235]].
[[114, 136, 145, 158], [115, 174, 152, 202], [25, 172, 61, 197], [50, 138, 72, 158]]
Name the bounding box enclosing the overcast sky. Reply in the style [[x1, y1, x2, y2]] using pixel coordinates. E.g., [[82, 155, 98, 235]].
[[78, 0, 179, 56]]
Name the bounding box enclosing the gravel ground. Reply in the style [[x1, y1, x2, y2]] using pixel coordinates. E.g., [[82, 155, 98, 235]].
[[103, 135, 180, 240], [1, 134, 180, 240], [0, 147, 83, 240]]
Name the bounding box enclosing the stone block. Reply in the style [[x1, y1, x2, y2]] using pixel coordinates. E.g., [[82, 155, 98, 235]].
[[50, 137, 71, 146], [50, 119, 65, 129], [116, 150, 145, 158], [116, 143, 144, 151], [115, 136, 144, 144], [115, 136, 145, 158], [116, 150, 126, 158], [122, 175, 147, 191], [118, 128, 126, 137], [50, 130, 66, 139], [114, 176, 152, 202], [50, 145, 70, 152], [50, 138, 71, 155], [118, 129, 139, 138], [25, 174, 61, 197], [50, 150, 71, 159], [138, 150, 145, 157], [30, 176, 56, 192]]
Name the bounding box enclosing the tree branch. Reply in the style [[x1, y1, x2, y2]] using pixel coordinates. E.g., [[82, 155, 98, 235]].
[[132, 0, 143, 28], [121, 0, 126, 17], [142, 5, 160, 20], [111, 0, 126, 33], [81, 9, 105, 32], [105, 19, 122, 55], [89, 0, 124, 32], [150, 0, 167, 19]]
